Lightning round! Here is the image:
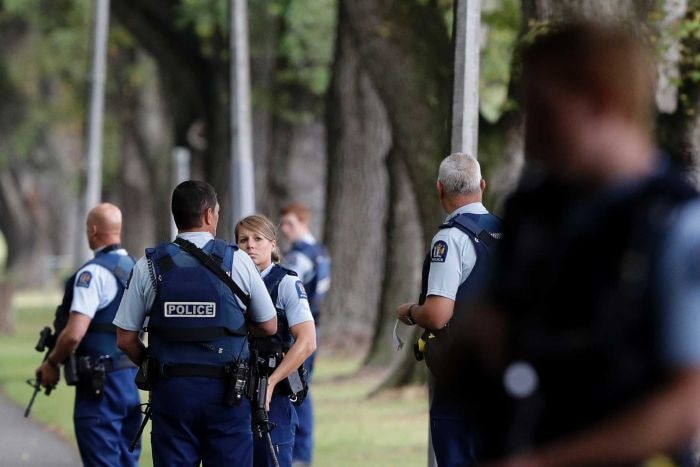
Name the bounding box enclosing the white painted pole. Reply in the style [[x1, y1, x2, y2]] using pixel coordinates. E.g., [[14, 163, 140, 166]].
[[78, 0, 110, 265], [451, 0, 481, 157], [229, 0, 256, 233]]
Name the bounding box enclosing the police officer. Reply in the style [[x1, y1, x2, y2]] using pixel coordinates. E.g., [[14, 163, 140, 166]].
[[279, 201, 330, 466], [35, 203, 141, 466], [395, 153, 502, 467], [474, 23, 700, 465], [114, 181, 277, 466], [236, 214, 316, 467]]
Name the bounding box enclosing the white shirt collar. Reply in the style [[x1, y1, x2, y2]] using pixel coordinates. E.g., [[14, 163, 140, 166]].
[[445, 202, 488, 222], [260, 263, 275, 279], [176, 231, 214, 248]]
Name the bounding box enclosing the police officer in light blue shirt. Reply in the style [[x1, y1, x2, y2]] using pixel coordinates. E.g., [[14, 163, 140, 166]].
[[236, 214, 316, 467], [396, 153, 502, 467], [279, 202, 330, 466], [36, 203, 141, 466], [114, 181, 277, 466]]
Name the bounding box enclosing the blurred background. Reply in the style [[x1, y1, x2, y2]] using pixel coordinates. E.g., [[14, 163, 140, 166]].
[[0, 0, 699, 464]]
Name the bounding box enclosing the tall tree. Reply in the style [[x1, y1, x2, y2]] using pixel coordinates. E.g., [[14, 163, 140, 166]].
[[322, 4, 391, 344], [111, 0, 235, 233]]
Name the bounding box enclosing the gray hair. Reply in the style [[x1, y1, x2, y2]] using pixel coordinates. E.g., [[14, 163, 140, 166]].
[[437, 153, 482, 196]]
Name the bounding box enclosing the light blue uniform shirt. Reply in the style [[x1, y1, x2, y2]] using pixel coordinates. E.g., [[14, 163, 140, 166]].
[[71, 248, 129, 318], [660, 198, 700, 367], [426, 202, 489, 301], [114, 232, 276, 331], [283, 234, 317, 285], [260, 264, 314, 328]]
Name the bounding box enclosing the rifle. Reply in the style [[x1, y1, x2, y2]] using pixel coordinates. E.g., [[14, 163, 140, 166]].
[[129, 403, 151, 453], [249, 349, 280, 467], [24, 326, 56, 417]]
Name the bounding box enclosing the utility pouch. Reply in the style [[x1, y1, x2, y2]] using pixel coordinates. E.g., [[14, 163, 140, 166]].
[[285, 364, 308, 406], [64, 354, 81, 386], [64, 355, 109, 396], [224, 361, 249, 407], [422, 325, 451, 380], [135, 355, 159, 391]]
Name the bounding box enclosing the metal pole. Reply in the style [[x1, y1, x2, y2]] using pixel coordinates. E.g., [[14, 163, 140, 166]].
[[229, 0, 256, 233], [77, 0, 110, 265], [426, 2, 481, 466], [451, 0, 481, 157]]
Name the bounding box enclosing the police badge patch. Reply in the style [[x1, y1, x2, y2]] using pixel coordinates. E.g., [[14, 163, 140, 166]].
[[431, 240, 448, 262], [295, 281, 308, 300], [76, 271, 93, 288]]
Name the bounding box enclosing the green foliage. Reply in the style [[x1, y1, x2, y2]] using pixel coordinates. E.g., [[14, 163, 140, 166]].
[[480, 0, 520, 123], [276, 0, 336, 97], [649, 0, 700, 118], [0, 0, 89, 169], [176, 0, 228, 59]]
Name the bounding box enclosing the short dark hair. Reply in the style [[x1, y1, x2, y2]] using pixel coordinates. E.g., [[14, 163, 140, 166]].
[[171, 180, 218, 230]]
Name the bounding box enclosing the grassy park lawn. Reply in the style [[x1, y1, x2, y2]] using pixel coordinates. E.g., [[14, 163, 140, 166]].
[[0, 290, 428, 467]]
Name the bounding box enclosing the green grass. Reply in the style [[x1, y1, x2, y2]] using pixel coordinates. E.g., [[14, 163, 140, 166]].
[[0, 290, 429, 466]]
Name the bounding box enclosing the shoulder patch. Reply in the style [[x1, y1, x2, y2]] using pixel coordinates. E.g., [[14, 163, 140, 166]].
[[295, 280, 308, 300], [76, 270, 93, 288], [431, 240, 449, 263]]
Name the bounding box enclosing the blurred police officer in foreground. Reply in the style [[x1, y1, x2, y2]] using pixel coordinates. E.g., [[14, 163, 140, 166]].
[[471, 22, 700, 465], [279, 202, 330, 467], [114, 180, 277, 466], [36, 203, 141, 466], [395, 153, 502, 467]]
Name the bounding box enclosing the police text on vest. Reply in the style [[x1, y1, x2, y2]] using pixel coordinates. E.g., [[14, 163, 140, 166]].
[[164, 302, 217, 317]]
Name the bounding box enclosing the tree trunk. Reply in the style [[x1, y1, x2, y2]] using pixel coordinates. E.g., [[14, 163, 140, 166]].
[[322, 4, 391, 348], [365, 150, 423, 368], [342, 0, 452, 244], [0, 280, 14, 333], [111, 0, 232, 236], [656, 2, 700, 172], [263, 31, 328, 235], [339, 0, 451, 388]]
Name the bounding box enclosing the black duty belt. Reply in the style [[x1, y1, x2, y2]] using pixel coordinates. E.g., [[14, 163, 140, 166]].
[[162, 364, 228, 379]]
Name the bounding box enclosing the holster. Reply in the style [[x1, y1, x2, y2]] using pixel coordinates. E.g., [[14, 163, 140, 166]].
[[223, 360, 250, 407], [64, 354, 122, 396], [135, 355, 160, 391]]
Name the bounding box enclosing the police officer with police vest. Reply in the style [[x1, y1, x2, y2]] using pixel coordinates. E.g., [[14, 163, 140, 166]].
[[396, 153, 502, 467], [471, 23, 700, 466], [114, 181, 277, 466], [279, 202, 330, 467], [236, 214, 316, 467], [35, 203, 141, 466]]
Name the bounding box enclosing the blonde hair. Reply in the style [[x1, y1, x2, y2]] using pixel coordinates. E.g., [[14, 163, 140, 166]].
[[235, 214, 282, 263]]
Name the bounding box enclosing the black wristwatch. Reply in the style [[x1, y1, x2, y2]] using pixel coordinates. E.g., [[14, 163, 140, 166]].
[[406, 304, 417, 326]]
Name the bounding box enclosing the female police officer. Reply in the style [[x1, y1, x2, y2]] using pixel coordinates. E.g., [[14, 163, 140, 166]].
[[236, 215, 316, 467]]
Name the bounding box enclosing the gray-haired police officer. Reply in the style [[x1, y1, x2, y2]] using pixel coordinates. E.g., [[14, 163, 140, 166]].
[[114, 180, 277, 466], [396, 153, 502, 467], [36, 203, 141, 466]]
